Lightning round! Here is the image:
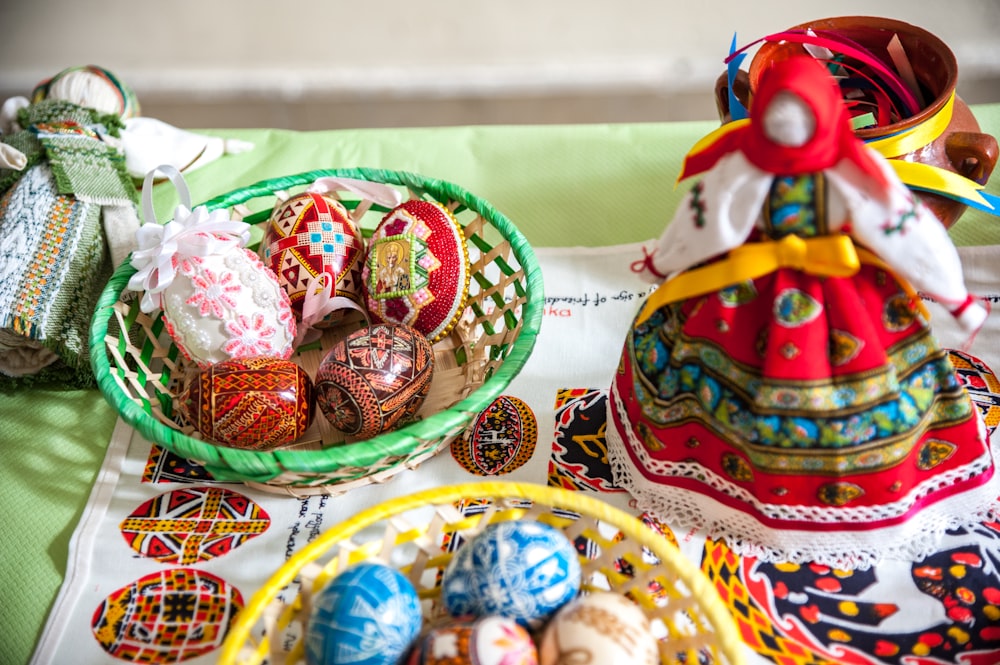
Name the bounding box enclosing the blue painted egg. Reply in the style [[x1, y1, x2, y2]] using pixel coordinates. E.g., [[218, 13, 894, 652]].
[[305, 562, 423, 665], [440, 521, 581, 627]]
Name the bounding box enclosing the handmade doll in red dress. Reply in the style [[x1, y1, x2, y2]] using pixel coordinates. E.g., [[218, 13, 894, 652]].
[[605, 56, 1000, 570]]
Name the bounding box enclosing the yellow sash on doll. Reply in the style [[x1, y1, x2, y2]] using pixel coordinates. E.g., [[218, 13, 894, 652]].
[[635, 234, 928, 324]]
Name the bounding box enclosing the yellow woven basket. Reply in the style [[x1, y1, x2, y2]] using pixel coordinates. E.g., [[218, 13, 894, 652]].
[[219, 482, 748, 665], [90, 168, 543, 496]]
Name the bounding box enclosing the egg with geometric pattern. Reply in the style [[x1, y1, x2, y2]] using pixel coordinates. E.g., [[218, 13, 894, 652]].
[[260, 191, 366, 326], [91, 568, 243, 662], [305, 562, 423, 665], [315, 323, 434, 439], [176, 356, 314, 450], [440, 521, 581, 628]]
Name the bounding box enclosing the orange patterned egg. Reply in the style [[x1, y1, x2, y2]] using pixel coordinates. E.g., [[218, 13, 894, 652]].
[[176, 356, 314, 450], [315, 323, 434, 439], [260, 192, 366, 324]]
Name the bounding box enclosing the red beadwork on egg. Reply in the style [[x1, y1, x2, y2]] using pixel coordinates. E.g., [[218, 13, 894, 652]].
[[261, 192, 365, 323], [362, 200, 470, 343], [314, 323, 434, 439], [176, 356, 314, 450]]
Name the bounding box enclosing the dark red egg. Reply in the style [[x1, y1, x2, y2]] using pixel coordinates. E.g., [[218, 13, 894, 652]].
[[315, 323, 434, 439]]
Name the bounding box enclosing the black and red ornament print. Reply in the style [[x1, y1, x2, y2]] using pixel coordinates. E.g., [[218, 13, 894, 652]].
[[142, 445, 216, 484], [119, 487, 270, 564], [951, 350, 1000, 437], [547, 388, 622, 492], [700, 525, 1000, 665], [451, 395, 537, 475], [91, 568, 243, 663]]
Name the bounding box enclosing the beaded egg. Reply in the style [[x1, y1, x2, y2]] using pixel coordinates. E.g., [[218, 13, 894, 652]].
[[440, 521, 581, 627], [538, 591, 659, 665], [363, 200, 471, 343], [176, 357, 314, 450], [405, 615, 538, 665], [128, 204, 296, 368], [305, 562, 422, 665], [260, 191, 366, 329], [315, 323, 434, 439]]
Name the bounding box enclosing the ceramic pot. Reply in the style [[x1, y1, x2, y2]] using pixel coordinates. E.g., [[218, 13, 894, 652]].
[[715, 15, 998, 228]]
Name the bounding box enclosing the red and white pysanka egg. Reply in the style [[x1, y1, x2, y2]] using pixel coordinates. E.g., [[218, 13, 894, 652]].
[[176, 356, 314, 450], [315, 323, 434, 439], [260, 191, 366, 324], [363, 200, 471, 343]]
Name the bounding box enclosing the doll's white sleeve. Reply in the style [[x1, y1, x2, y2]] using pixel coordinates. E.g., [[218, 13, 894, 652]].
[[640, 152, 769, 283], [836, 152, 986, 334]]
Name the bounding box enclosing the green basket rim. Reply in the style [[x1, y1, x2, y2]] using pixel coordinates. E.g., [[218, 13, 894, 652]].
[[89, 167, 544, 486]]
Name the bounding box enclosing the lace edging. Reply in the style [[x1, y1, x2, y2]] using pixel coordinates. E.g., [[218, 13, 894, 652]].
[[606, 384, 1000, 570]]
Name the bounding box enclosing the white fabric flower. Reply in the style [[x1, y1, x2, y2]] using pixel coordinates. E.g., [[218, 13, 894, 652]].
[[127, 204, 251, 313]]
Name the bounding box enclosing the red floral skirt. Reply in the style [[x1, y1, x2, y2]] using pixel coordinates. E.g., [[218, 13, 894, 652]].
[[606, 265, 1000, 568]]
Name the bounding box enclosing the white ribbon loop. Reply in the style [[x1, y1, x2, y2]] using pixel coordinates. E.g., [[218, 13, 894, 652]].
[[294, 274, 368, 346], [128, 164, 251, 313], [306, 176, 403, 221]]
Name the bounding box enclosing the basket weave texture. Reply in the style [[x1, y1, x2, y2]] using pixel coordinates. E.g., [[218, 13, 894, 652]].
[[90, 169, 543, 495], [219, 482, 748, 665]]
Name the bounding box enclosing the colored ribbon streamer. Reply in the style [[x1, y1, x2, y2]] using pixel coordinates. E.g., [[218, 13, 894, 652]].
[[866, 92, 955, 158], [889, 159, 996, 212], [636, 234, 861, 324], [863, 90, 994, 211], [727, 33, 749, 121], [727, 31, 920, 117]]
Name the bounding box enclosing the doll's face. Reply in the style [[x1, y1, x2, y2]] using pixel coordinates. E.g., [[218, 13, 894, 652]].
[[762, 91, 816, 148]]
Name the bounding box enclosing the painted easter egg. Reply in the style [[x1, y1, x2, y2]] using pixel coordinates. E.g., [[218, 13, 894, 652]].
[[315, 323, 434, 439], [363, 199, 470, 343], [176, 356, 314, 450], [538, 591, 659, 665], [260, 191, 365, 324], [405, 615, 538, 665], [91, 568, 243, 662], [305, 562, 422, 665], [440, 521, 581, 627], [160, 248, 297, 368], [451, 395, 537, 476]]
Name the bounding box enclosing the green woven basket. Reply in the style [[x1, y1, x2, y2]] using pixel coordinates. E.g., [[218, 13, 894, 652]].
[[90, 168, 543, 495]]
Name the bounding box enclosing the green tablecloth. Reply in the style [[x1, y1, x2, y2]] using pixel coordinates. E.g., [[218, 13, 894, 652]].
[[4, 105, 1000, 665]]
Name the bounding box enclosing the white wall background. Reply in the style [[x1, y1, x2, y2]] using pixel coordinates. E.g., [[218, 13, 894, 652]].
[[1, 0, 999, 129]]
